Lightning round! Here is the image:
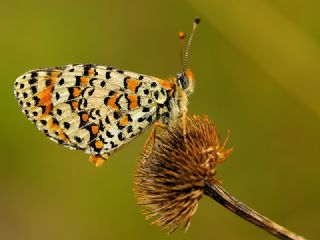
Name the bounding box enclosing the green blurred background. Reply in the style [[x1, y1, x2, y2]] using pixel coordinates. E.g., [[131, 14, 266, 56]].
[[1, 0, 319, 239]]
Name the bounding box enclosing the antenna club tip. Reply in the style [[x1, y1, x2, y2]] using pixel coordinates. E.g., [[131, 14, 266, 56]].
[[194, 17, 200, 24], [179, 31, 185, 39]]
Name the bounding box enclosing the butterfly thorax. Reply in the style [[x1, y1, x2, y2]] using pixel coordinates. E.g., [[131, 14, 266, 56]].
[[144, 68, 195, 126], [154, 86, 186, 126]]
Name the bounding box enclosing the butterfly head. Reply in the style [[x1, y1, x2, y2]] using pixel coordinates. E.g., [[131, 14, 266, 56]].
[[176, 68, 195, 95]]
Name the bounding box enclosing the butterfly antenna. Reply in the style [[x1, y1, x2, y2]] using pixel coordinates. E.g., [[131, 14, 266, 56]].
[[179, 31, 186, 73], [182, 17, 200, 73]]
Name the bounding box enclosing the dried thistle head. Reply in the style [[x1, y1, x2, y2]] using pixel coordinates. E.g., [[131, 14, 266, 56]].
[[134, 115, 233, 233]]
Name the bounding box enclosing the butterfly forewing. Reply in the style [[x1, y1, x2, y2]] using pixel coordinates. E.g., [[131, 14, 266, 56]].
[[14, 64, 161, 157]]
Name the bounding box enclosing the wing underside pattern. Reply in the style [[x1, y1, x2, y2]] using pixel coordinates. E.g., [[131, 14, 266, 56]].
[[14, 64, 165, 158]]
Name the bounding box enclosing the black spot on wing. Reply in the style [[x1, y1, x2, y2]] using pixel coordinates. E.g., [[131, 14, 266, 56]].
[[105, 72, 111, 79], [123, 76, 130, 89], [28, 78, 37, 85], [127, 125, 133, 133], [75, 76, 81, 86], [33, 96, 40, 105], [57, 109, 62, 116], [31, 86, 37, 94], [142, 107, 150, 112], [40, 120, 47, 126], [74, 136, 82, 143], [100, 81, 106, 87], [105, 115, 111, 124], [31, 72, 38, 78], [147, 115, 153, 123], [58, 78, 65, 85], [40, 106, 46, 114], [89, 78, 98, 86], [55, 92, 60, 100], [106, 130, 114, 138], [83, 64, 93, 76], [63, 122, 70, 129], [154, 91, 159, 100], [138, 117, 145, 122], [113, 111, 121, 120], [110, 141, 118, 149], [88, 88, 94, 96], [45, 79, 51, 86], [118, 132, 124, 141]]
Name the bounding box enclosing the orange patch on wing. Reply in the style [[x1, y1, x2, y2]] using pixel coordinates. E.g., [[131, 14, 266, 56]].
[[107, 94, 120, 110], [157, 79, 174, 90], [127, 94, 138, 110], [35, 72, 60, 116], [80, 76, 88, 85], [73, 87, 81, 97], [38, 74, 58, 105], [51, 71, 62, 78], [51, 124, 59, 131], [119, 115, 129, 126], [95, 140, 103, 149], [50, 124, 60, 136], [58, 131, 69, 142], [91, 125, 99, 135], [127, 79, 141, 92], [82, 113, 89, 122], [89, 155, 106, 167], [48, 71, 61, 88], [38, 89, 52, 105], [71, 101, 78, 110], [88, 68, 95, 76]]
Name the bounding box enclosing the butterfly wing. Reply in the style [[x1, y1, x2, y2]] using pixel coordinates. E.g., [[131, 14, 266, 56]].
[[14, 64, 169, 164]]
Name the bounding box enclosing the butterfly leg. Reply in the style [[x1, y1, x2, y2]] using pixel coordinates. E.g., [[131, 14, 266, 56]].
[[180, 92, 188, 144], [89, 153, 109, 167], [182, 110, 187, 142], [144, 121, 166, 149]]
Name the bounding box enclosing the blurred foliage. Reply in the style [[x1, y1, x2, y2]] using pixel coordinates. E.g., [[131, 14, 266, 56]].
[[1, 0, 319, 239]]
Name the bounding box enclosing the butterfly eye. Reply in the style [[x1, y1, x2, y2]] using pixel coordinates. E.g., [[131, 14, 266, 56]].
[[177, 74, 189, 90]]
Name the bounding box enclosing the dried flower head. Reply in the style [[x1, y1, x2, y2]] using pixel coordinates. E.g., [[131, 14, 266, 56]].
[[134, 115, 233, 233]]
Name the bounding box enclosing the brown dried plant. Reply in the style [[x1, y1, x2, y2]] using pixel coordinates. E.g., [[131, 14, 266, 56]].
[[135, 115, 232, 232], [134, 115, 306, 240]]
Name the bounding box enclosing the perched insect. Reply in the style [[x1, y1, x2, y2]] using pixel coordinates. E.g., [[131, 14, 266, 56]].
[[14, 18, 200, 167]]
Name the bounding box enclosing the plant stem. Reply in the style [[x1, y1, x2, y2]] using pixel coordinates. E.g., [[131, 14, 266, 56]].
[[204, 183, 306, 240]]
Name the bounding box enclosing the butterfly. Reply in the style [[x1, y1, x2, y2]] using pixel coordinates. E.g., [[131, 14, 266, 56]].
[[14, 18, 200, 167]]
